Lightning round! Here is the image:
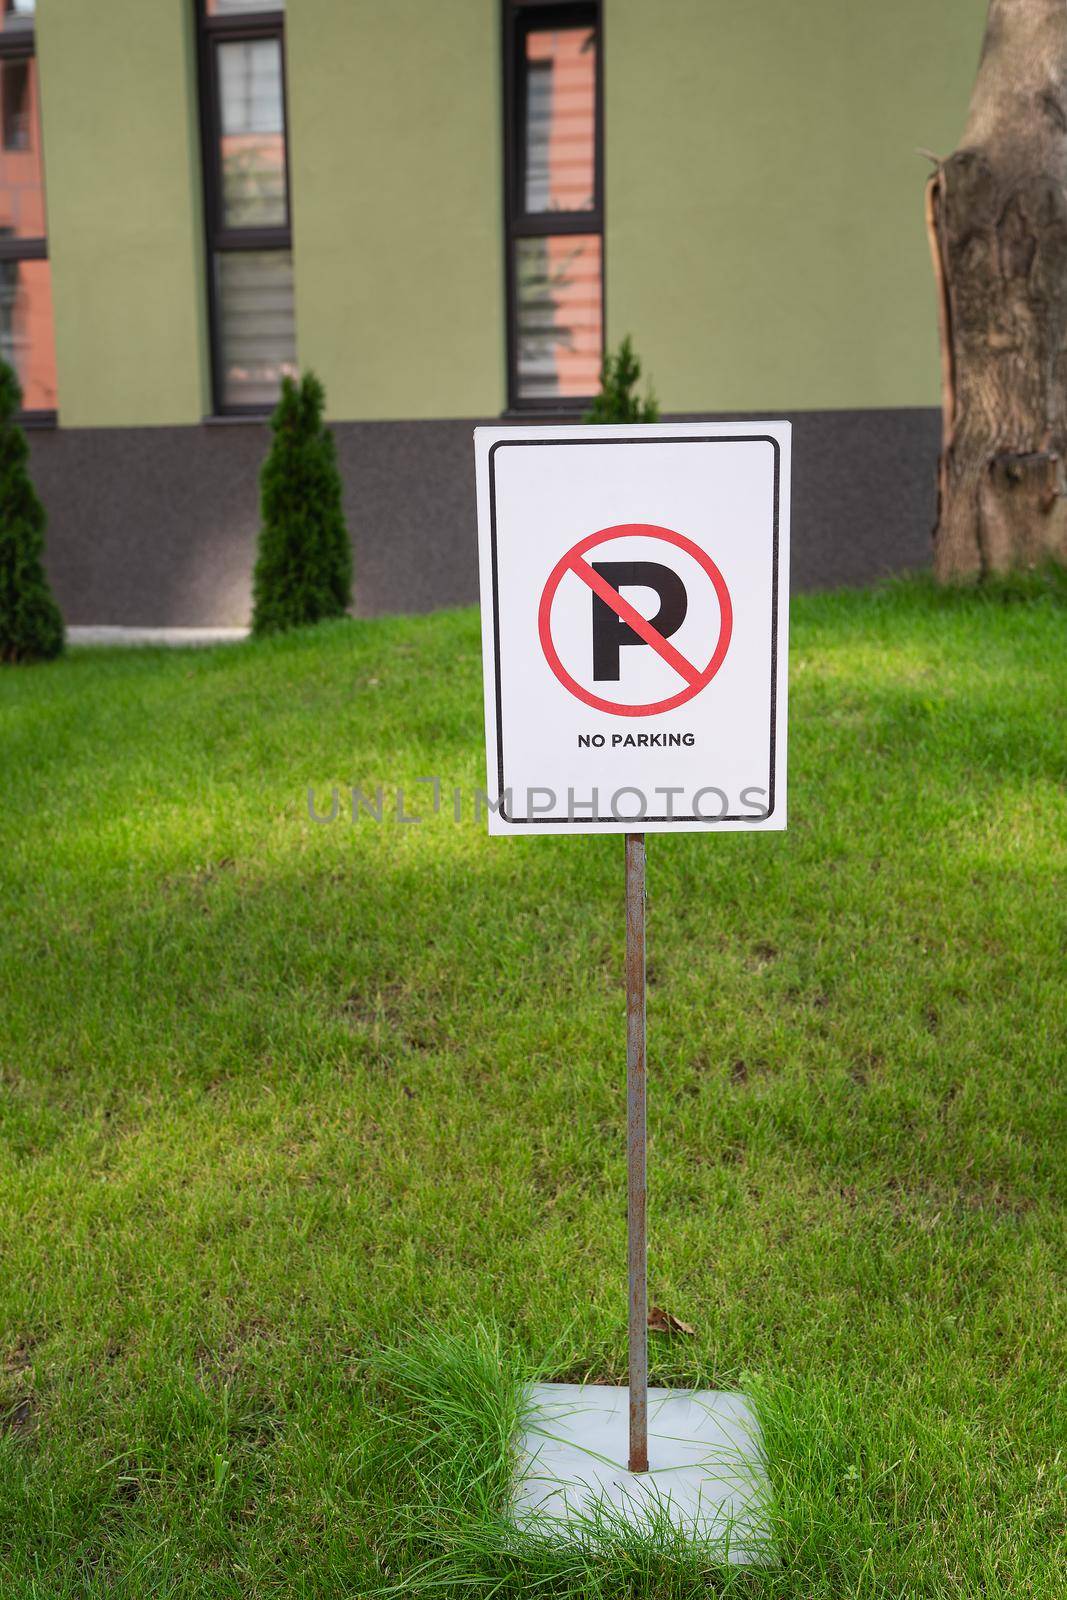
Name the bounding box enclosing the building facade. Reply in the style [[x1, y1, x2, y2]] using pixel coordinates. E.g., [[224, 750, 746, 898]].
[[14, 0, 985, 624]]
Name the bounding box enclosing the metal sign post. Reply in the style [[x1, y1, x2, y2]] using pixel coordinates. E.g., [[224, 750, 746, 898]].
[[625, 831, 649, 1473]]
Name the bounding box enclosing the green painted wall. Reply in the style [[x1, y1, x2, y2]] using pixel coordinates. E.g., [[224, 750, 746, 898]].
[[287, 0, 504, 421], [32, 0, 986, 427], [36, 0, 207, 427], [605, 0, 986, 412]]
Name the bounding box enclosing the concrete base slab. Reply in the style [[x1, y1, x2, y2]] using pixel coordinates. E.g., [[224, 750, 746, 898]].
[[512, 1383, 771, 1560]]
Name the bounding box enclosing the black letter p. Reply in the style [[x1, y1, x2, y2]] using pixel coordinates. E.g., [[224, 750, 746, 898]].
[[591, 562, 687, 681]]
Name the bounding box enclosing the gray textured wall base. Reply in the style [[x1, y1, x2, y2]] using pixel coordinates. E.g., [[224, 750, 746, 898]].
[[33, 409, 938, 627]]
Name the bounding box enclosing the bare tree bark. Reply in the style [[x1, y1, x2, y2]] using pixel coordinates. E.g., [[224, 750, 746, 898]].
[[926, 0, 1067, 581]]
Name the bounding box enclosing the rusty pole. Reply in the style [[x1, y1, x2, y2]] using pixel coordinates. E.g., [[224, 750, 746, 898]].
[[625, 831, 648, 1473]]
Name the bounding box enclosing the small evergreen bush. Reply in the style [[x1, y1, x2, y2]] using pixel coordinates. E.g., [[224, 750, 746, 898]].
[[251, 372, 352, 636], [0, 361, 63, 663], [583, 334, 659, 424]]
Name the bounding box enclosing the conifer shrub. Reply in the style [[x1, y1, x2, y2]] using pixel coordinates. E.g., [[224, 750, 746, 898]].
[[251, 372, 352, 636], [0, 360, 63, 663], [583, 335, 660, 424]]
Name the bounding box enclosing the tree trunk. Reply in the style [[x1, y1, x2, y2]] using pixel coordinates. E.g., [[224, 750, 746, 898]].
[[926, 0, 1067, 581]]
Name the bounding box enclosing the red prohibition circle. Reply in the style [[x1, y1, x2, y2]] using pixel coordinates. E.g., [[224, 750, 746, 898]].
[[537, 523, 733, 718]]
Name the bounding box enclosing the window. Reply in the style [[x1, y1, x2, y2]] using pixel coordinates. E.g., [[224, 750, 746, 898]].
[[0, 0, 56, 419], [196, 1, 296, 414], [504, 1, 602, 409]]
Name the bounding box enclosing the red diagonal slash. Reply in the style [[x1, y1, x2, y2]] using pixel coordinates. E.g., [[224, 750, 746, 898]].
[[568, 554, 702, 686]]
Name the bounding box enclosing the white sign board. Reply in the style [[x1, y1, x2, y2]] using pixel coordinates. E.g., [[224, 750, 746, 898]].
[[474, 422, 790, 836]]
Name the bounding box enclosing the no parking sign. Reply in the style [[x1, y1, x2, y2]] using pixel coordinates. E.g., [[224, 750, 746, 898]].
[[474, 423, 790, 834], [473, 420, 792, 1487]]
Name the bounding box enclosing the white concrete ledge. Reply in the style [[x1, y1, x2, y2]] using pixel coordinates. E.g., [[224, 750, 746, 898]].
[[67, 626, 249, 648]]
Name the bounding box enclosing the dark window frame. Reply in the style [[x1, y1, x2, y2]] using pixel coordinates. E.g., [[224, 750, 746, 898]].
[[502, 0, 604, 414], [195, 2, 293, 418], [0, 16, 55, 426]]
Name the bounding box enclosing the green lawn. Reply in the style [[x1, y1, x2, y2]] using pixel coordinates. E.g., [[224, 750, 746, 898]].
[[0, 578, 1064, 1597]]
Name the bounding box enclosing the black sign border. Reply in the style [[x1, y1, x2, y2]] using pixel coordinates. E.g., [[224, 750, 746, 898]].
[[487, 434, 783, 826]]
